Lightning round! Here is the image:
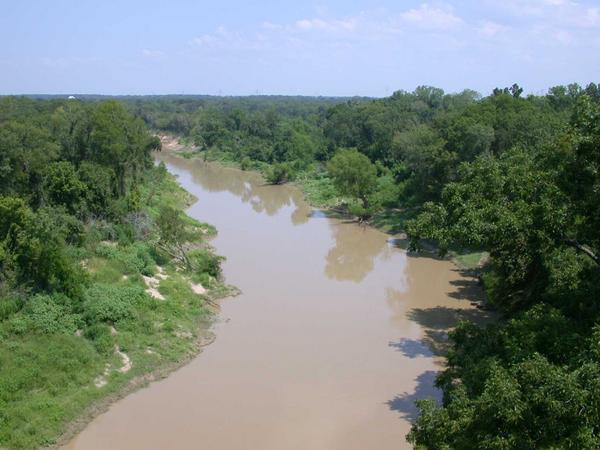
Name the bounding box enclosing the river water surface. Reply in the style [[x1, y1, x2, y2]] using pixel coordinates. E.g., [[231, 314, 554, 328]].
[[63, 154, 486, 450]]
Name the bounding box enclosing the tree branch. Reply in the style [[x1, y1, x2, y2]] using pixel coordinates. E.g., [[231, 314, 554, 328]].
[[564, 239, 600, 265]]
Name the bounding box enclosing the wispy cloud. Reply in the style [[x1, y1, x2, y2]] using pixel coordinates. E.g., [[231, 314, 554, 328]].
[[191, 3, 468, 54], [399, 3, 463, 30], [141, 49, 166, 58], [478, 21, 508, 38]]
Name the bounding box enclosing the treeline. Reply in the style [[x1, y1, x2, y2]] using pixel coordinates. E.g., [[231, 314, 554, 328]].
[[0, 98, 159, 298], [0, 97, 223, 449], [127, 84, 598, 205], [134, 82, 600, 448]]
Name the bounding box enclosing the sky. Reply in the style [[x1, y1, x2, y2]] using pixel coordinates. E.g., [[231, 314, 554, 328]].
[[1, 0, 599, 97]]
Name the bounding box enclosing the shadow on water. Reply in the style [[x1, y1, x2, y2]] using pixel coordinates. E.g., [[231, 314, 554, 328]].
[[386, 371, 440, 422], [386, 266, 494, 418], [448, 273, 485, 302], [388, 338, 434, 358], [407, 306, 494, 356]]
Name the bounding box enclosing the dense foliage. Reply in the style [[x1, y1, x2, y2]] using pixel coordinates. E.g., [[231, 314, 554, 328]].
[[131, 83, 600, 448], [0, 97, 224, 449], [406, 94, 600, 449]]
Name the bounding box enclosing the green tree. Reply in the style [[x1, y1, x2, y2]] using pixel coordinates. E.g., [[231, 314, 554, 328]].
[[43, 161, 86, 214], [407, 96, 600, 448], [327, 148, 378, 215], [155, 205, 202, 269]]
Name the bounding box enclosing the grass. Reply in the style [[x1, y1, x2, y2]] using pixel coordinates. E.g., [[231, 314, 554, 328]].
[[451, 251, 489, 270], [0, 171, 233, 449], [294, 172, 343, 208], [370, 208, 419, 235]]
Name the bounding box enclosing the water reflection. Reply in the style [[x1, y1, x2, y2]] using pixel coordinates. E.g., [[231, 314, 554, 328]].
[[290, 205, 311, 226], [159, 154, 311, 221], [324, 222, 390, 283]]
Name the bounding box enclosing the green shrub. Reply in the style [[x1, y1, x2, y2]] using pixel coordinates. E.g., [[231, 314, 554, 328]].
[[7, 316, 28, 335], [131, 243, 156, 276], [188, 249, 223, 278], [83, 283, 147, 324], [95, 242, 118, 258], [84, 323, 115, 355], [240, 157, 251, 171], [23, 294, 81, 334], [265, 163, 293, 184], [0, 296, 23, 321], [95, 243, 155, 276]]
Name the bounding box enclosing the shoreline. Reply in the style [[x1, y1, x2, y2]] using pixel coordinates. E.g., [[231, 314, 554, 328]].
[[49, 324, 216, 449], [50, 158, 239, 450]]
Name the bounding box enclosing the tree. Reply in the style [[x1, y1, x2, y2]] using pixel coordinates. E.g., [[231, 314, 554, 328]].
[[265, 162, 293, 185], [43, 161, 86, 214], [392, 125, 455, 201], [407, 96, 600, 448], [155, 205, 202, 269], [327, 148, 378, 215], [0, 122, 59, 202]]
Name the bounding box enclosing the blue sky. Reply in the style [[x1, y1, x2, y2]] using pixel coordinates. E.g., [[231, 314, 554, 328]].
[[1, 0, 599, 96]]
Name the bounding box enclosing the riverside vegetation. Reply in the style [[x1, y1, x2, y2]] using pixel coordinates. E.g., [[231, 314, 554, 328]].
[[2, 83, 600, 449], [126, 84, 600, 448], [0, 98, 232, 449]]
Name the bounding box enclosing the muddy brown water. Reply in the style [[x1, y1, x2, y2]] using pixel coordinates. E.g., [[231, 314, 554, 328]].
[[63, 154, 488, 450]]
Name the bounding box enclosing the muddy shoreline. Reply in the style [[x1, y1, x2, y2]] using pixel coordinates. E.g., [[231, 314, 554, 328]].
[[49, 325, 216, 449]]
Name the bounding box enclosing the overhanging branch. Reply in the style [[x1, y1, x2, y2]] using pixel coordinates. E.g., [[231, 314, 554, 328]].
[[564, 239, 600, 265]]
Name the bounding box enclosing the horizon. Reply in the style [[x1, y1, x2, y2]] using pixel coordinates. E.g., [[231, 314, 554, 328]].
[[2, 80, 595, 99], [2, 1, 599, 96]]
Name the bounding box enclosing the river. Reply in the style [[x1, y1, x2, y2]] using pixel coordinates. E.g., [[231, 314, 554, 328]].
[[62, 153, 487, 450]]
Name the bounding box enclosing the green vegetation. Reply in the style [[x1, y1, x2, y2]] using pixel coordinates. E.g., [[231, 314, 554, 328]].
[[327, 148, 378, 219], [128, 83, 600, 448], [0, 97, 230, 449], [406, 96, 600, 449]]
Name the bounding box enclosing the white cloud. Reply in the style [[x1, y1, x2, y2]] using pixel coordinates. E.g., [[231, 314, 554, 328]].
[[400, 3, 463, 30], [478, 21, 508, 38], [294, 17, 358, 32], [191, 27, 270, 52], [262, 21, 283, 30], [491, 0, 600, 28], [187, 1, 597, 71], [141, 49, 165, 58]]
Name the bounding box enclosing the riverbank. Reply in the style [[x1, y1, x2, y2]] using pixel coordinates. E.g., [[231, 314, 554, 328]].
[[163, 134, 487, 272], [61, 148, 492, 450], [0, 166, 235, 450]]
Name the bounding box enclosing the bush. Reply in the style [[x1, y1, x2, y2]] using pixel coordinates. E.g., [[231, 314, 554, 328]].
[[23, 294, 81, 334], [188, 249, 223, 278], [0, 296, 23, 321], [83, 283, 147, 324], [95, 242, 155, 276], [84, 323, 115, 355], [265, 163, 293, 184], [240, 157, 251, 171], [115, 243, 154, 275]]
